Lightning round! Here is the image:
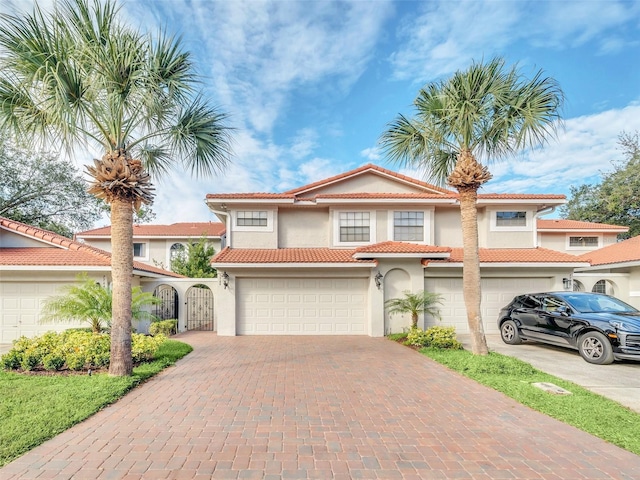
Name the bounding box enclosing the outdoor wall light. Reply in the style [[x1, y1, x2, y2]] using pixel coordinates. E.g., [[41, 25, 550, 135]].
[[222, 272, 230, 289], [562, 277, 572, 290], [374, 271, 383, 290]]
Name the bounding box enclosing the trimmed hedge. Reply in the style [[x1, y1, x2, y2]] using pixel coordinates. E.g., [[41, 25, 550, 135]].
[[1, 331, 166, 372], [405, 326, 463, 349], [149, 319, 177, 336]]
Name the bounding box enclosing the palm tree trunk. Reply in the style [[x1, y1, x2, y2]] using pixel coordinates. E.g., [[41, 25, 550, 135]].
[[109, 198, 134, 376], [458, 187, 489, 355]]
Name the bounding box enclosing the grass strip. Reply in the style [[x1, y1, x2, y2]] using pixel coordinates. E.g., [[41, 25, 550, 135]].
[[0, 339, 192, 467], [420, 346, 640, 456]]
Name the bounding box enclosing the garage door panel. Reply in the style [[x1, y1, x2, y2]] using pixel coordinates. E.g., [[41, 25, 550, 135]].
[[238, 277, 368, 335], [426, 277, 552, 334]]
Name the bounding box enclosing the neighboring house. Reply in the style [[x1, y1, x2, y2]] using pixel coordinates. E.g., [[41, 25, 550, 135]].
[[76, 222, 226, 272], [574, 235, 640, 306], [206, 164, 590, 336], [537, 219, 628, 255], [0, 217, 180, 343]]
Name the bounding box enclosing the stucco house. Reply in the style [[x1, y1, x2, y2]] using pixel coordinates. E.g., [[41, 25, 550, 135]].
[[76, 222, 225, 272], [0, 217, 180, 343], [536, 219, 628, 255], [206, 164, 593, 336]]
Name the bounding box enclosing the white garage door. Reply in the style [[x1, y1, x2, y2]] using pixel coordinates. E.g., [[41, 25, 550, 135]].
[[237, 277, 368, 335], [0, 282, 66, 343], [424, 277, 552, 334]]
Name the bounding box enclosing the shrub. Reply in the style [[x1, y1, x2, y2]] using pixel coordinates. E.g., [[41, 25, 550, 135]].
[[42, 353, 65, 371], [149, 319, 177, 336], [131, 334, 166, 362], [0, 330, 167, 372], [406, 326, 463, 349]]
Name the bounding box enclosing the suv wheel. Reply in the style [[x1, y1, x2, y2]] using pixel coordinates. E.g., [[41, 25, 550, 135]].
[[578, 331, 614, 365], [500, 319, 522, 345]]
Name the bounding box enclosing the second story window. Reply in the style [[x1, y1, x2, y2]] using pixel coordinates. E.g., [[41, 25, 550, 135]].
[[133, 242, 146, 258], [237, 211, 267, 227], [393, 211, 424, 241], [569, 236, 599, 247], [496, 211, 526, 227], [339, 212, 370, 242]]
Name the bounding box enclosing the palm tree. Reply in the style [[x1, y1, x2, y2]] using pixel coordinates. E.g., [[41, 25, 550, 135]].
[[42, 275, 161, 333], [380, 58, 563, 355], [385, 290, 443, 330], [0, 0, 232, 375]]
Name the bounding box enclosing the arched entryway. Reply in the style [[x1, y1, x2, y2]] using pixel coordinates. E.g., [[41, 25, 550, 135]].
[[592, 279, 616, 296], [152, 284, 179, 320], [383, 268, 411, 334], [185, 284, 215, 331]]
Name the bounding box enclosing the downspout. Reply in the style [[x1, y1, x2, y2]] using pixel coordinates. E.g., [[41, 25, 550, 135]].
[[533, 205, 556, 247]]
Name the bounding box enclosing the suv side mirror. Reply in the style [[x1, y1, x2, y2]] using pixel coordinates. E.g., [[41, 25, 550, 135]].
[[556, 305, 571, 316]]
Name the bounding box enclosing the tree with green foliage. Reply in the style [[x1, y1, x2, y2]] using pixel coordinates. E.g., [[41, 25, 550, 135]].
[[561, 132, 640, 239], [385, 290, 443, 330], [170, 236, 217, 278], [0, 0, 232, 375], [42, 275, 160, 333], [380, 57, 563, 355], [0, 134, 102, 237]]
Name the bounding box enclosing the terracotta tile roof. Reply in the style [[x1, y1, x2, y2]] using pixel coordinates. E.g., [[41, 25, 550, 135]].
[[212, 247, 375, 264], [578, 235, 640, 266], [284, 164, 454, 195], [315, 193, 457, 200], [0, 216, 181, 277], [355, 241, 451, 254], [423, 247, 588, 266], [77, 221, 226, 237], [477, 193, 566, 200], [205, 193, 294, 200], [537, 219, 628, 231]]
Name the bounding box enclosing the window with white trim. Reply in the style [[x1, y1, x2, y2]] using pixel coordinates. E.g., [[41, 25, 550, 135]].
[[237, 211, 267, 227], [339, 212, 370, 242], [496, 211, 526, 227], [393, 211, 424, 241], [133, 242, 146, 258], [569, 236, 599, 247]]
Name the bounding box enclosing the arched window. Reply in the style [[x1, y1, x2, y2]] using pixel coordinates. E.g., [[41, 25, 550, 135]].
[[592, 279, 614, 295], [572, 280, 584, 292], [170, 243, 186, 263]]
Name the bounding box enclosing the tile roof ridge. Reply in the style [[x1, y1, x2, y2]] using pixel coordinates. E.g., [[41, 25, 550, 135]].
[[283, 163, 453, 195]]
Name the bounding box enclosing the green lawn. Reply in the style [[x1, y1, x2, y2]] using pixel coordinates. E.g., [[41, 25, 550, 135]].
[[0, 340, 192, 467], [419, 346, 640, 456]]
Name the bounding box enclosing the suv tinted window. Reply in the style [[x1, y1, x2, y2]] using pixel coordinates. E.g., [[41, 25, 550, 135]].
[[515, 295, 541, 309]]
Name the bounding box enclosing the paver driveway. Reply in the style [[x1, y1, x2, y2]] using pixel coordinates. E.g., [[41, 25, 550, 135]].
[[3, 332, 640, 479]]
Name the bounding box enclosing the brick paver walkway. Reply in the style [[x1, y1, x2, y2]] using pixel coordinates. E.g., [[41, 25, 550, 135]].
[[3, 332, 640, 479]]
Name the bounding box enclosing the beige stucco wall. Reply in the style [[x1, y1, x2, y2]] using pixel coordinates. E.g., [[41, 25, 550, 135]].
[[538, 232, 619, 255], [304, 172, 431, 195], [1, 230, 46, 248], [278, 208, 329, 248], [433, 207, 462, 247]]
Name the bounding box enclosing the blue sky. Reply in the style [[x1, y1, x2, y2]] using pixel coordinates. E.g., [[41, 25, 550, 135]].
[[3, 0, 640, 226]]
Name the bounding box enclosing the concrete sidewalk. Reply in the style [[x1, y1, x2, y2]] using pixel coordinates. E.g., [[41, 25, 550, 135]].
[[461, 334, 640, 414], [2, 332, 639, 479]]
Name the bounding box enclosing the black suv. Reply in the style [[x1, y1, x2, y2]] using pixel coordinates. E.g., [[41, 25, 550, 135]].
[[498, 292, 640, 364]]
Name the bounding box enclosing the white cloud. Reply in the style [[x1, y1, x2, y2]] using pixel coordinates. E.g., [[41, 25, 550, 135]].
[[486, 103, 640, 194], [390, 0, 640, 82], [360, 146, 381, 161]]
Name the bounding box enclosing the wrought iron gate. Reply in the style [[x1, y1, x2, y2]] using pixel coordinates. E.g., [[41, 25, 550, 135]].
[[152, 285, 179, 320], [185, 284, 214, 331]]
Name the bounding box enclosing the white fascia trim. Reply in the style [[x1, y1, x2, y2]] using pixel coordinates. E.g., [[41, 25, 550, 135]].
[[212, 262, 375, 269], [205, 198, 294, 205], [478, 199, 566, 205], [0, 265, 109, 271], [538, 228, 627, 233], [353, 252, 450, 259], [316, 198, 456, 204], [630, 291, 640, 297], [424, 262, 591, 268], [576, 262, 640, 271]]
